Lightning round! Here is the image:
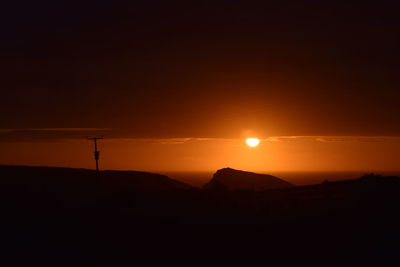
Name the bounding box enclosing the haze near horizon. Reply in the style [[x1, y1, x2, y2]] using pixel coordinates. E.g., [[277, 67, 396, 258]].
[[1, 0, 400, 174]]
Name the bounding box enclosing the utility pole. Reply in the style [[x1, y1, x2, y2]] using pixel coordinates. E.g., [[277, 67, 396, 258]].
[[87, 137, 104, 172]]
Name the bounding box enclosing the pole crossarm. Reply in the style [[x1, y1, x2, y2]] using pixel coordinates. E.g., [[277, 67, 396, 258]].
[[87, 137, 104, 172]]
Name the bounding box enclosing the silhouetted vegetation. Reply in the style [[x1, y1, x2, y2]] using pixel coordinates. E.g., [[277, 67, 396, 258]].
[[2, 165, 400, 266]]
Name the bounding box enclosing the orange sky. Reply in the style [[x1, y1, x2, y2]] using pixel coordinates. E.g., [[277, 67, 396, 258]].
[[1, 136, 399, 173], [2, 1, 400, 179]]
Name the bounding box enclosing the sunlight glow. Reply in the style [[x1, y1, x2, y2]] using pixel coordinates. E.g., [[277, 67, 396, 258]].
[[246, 138, 260, 147]]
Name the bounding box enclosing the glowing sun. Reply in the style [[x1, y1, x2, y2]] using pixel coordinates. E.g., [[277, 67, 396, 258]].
[[246, 137, 260, 147]]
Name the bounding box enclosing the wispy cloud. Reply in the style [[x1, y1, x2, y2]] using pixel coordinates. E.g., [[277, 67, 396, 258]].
[[0, 128, 399, 143], [0, 128, 110, 132], [92, 136, 400, 145], [31, 128, 111, 132], [315, 137, 347, 142], [262, 136, 400, 143], [0, 128, 111, 142], [104, 137, 233, 145], [314, 136, 400, 143], [263, 136, 311, 142]]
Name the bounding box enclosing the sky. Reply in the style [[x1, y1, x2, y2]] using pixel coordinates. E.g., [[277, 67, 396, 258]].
[[1, 0, 400, 173]]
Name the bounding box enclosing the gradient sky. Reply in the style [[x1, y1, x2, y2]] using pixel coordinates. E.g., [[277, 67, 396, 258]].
[[1, 1, 400, 173]]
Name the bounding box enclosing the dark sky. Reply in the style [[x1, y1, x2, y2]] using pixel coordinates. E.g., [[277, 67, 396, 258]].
[[2, 0, 400, 139]]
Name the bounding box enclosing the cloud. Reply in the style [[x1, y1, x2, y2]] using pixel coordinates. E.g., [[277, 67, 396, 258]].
[[264, 136, 314, 142], [0, 128, 111, 142], [104, 137, 233, 145], [263, 136, 400, 143], [31, 128, 111, 132], [314, 136, 400, 143], [315, 137, 347, 142], [1, 128, 399, 144]]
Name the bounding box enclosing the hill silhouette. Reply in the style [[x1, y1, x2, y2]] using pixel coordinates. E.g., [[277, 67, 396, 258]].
[[0, 165, 192, 193], [204, 167, 294, 191], [1, 165, 400, 267]]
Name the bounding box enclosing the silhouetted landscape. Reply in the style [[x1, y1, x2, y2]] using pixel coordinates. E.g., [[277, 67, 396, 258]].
[[204, 167, 294, 191], [2, 165, 400, 266], [3, 1, 400, 266]]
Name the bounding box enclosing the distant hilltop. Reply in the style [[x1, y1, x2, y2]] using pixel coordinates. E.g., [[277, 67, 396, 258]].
[[0, 165, 192, 193], [203, 167, 294, 191]]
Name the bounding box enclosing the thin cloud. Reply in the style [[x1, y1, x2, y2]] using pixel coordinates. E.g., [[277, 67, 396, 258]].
[[0, 128, 111, 143], [1, 128, 399, 144], [104, 137, 234, 145], [32, 128, 111, 132], [315, 137, 347, 142], [314, 136, 400, 143], [263, 136, 400, 143]]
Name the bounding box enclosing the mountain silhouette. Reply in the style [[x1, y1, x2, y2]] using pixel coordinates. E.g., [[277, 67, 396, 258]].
[[0, 165, 192, 193], [203, 167, 294, 191], [2, 165, 400, 266]]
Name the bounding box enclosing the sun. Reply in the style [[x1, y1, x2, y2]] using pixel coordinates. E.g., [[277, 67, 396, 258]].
[[246, 137, 260, 147]]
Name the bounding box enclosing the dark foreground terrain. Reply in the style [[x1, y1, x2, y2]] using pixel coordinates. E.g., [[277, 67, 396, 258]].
[[1, 165, 400, 267]]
